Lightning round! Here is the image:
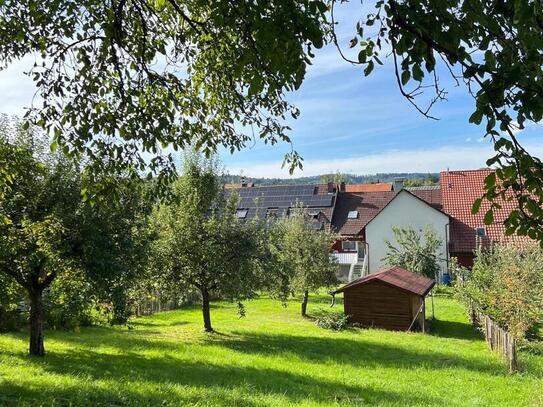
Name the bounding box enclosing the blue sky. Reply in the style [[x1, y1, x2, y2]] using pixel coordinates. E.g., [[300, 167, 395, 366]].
[[1, 2, 542, 178]]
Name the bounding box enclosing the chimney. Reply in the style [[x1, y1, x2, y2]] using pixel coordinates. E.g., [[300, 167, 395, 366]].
[[339, 182, 346, 192], [393, 178, 405, 192], [241, 176, 247, 188]]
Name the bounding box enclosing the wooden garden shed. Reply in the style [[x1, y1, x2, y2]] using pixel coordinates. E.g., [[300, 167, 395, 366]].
[[332, 266, 435, 331]]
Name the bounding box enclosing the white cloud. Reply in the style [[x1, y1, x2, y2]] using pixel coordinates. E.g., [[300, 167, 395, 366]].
[[225, 142, 543, 178], [465, 137, 472, 142], [0, 56, 37, 116]]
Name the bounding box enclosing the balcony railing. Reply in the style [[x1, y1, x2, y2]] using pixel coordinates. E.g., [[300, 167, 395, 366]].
[[331, 252, 357, 265]]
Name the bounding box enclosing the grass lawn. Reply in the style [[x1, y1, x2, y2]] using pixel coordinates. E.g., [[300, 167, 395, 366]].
[[0, 294, 542, 407]]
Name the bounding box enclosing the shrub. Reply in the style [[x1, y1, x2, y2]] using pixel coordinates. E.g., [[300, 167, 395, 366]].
[[455, 244, 543, 341], [43, 267, 107, 330], [382, 225, 442, 278], [314, 311, 350, 331], [0, 274, 26, 332]]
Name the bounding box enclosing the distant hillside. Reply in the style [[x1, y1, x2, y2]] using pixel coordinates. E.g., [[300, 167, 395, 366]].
[[222, 173, 439, 186]]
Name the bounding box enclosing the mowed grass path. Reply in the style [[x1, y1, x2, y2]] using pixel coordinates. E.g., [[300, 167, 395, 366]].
[[0, 295, 542, 406]]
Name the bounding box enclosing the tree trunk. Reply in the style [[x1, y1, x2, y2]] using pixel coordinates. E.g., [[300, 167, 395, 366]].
[[201, 288, 213, 332], [301, 289, 309, 317], [29, 289, 45, 356]]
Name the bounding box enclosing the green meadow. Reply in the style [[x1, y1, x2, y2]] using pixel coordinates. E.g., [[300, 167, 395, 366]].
[[1, 295, 541, 406]]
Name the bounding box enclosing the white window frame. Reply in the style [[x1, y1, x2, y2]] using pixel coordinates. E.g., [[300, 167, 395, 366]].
[[347, 210, 358, 219], [236, 209, 248, 219], [342, 240, 357, 252]]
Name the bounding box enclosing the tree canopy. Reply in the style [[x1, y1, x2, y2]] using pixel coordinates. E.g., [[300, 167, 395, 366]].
[[273, 206, 338, 316], [0, 119, 157, 354], [0, 0, 328, 194], [151, 151, 267, 331], [0, 135, 80, 355], [339, 0, 543, 242], [383, 225, 442, 279], [2, 0, 543, 241]]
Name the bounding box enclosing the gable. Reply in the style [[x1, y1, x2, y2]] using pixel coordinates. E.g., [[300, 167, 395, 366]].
[[366, 189, 449, 229]]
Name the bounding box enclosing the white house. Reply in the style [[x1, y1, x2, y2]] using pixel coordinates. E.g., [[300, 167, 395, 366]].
[[364, 189, 449, 276], [331, 183, 449, 282]]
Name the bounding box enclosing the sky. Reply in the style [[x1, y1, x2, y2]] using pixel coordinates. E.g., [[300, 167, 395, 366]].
[[1, 3, 542, 179]]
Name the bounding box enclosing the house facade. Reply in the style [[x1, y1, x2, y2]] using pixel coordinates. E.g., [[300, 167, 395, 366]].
[[330, 183, 449, 282]]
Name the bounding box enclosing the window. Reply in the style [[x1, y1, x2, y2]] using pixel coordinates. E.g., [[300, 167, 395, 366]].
[[308, 210, 320, 219], [476, 227, 486, 237], [347, 210, 358, 219], [342, 240, 356, 251], [236, 209, 248, 219], [266, 208, 278, 218]]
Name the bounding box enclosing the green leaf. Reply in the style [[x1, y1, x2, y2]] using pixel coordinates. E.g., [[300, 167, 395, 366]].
[[469, 109, 484, 125], [472, 198, 482, 214], [484, 172, 496, 189], [401, 70, 410, 86], [364, 61, 374, 76], [483, 209, 494, 225], [412, 64, 424, 81]]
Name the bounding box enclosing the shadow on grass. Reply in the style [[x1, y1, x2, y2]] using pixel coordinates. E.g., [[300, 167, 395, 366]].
[[0, 347, 443, 407], [205, 331, 504, 375], [430, 318, 483, 341], [130, 319, 189, 328]]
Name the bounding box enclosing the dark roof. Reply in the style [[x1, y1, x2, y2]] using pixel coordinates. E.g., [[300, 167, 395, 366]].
[[333, 266, 435, 296], [228, 184, 336, 225], [331, 191, 396, 236], [440, 169, 531, 253], [331, 189, 446, 236], [407, 186, 442, 210]]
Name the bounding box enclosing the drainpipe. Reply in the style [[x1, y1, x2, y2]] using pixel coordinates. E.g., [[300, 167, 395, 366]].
[[445, 222, 450, 281], [364, 241, 370, 275]]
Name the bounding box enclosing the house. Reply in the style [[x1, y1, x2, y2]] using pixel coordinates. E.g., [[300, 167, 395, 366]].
[[330, 181, 449, 282], [332, 266, 435, 331], [440, 169, 528, 267]]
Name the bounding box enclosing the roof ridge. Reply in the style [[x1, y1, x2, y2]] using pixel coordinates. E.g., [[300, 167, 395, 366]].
[[440, 168, 492, 174]]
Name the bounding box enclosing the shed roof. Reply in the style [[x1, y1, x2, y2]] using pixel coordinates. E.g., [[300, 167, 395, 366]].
[[333, 266, 435, 297]]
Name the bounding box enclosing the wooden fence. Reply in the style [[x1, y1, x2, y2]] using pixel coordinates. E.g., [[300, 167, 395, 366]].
[[469, 304, 518, 373]]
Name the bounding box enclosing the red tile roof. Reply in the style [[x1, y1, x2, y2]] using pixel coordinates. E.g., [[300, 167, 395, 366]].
[[333, 266, 435, 296], [344, 183, 393, 193], [440, 169, 529, 253]]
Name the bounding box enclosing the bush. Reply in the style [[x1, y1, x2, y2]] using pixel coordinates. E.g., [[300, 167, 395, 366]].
[[455, 244, 543, 341], [0, 274, 26, 332], [43, 267, 108, 330], [314, 311, 350, 331]]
